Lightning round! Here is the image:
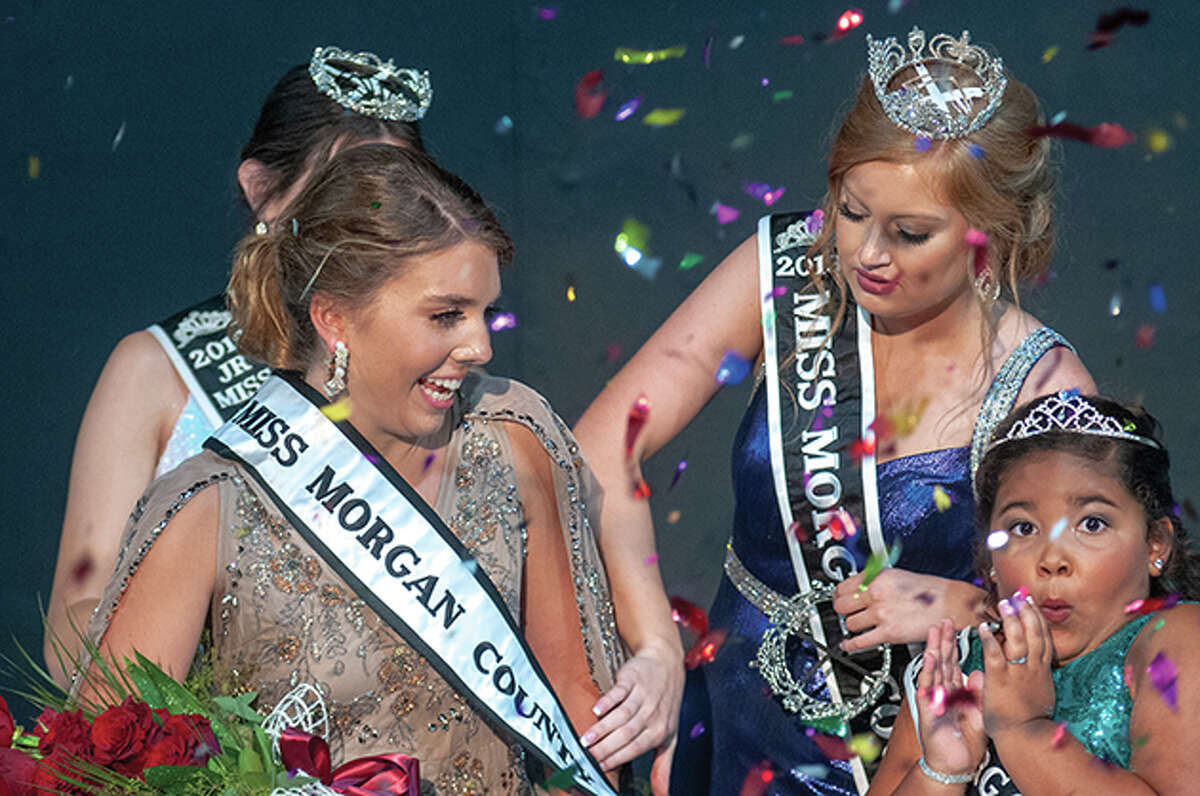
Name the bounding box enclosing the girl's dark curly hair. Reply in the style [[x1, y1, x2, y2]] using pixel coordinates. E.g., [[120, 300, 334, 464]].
[[974, 394, 1200, 602]]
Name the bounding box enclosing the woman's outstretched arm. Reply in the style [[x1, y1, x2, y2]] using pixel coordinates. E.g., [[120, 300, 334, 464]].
[[572, 234, 764, 789], [46, 331, 188, 684]]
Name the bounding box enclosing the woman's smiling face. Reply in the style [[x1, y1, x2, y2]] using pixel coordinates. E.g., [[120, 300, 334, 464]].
[[835, 159, 974, 329]]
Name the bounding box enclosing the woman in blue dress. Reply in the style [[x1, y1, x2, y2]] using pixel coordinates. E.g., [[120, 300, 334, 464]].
[[574, 26, 1094, 795]]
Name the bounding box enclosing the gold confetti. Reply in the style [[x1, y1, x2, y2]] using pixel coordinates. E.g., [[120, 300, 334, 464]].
[[642, 108, 686, 127], [666, 509, 682, 524], [848, 732, 881, 763], [566, 285, 577, 302], [321, 397, 354, 422], [27, 155, 41, 179], [1041, 45, 1060, 63], [1146, 127, 1172, 153], [614, 45, 686, 64], [932, 485, 952, 512]]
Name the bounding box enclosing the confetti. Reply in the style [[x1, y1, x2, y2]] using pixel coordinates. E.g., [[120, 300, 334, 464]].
[[27, 155, 40, 179], [1109, 293, 1122, 316], [860, 541, 902, 588], [679, 252, 704, 270], [614, 96, 642, 122], [489, 312, 517, 332], [111, 120, 126, 152], [932, 485, 952, 512], [1028, 121, 1136, 148], [670, 459, 688, 490], [805, 727, 853, 760], [291, 217, 299, 236], [685, 629, 727, 668], [1146, 651, 1178, 711], [703, 34, 713, 67], [929, 684, 947, 716], [423, 452, 437, 472], [712, 202, 740, 224], [779, 34, 805, 46], [633, 480, 652, 499], [573, 70, 606, 119], [670, 596, 709, 636], [765, 285, 788, 301], [789, 519, 808, 543], [806, 208, 825, 236], [915, 591, 935, 605], [886, 0, 907, 12], [666, 509, 681, 524], [689, 721, 706, 738], [494, 115, 514, 134], [1134, 324, 1155, 350], [744, 181, 786, 206], [643, 108, 686, 127], [1049, 517, 1068, 541], [821, 507, 858, 540], [968, 143, 985, 159], [1148, 283, 1166, 313], [566, 285, 576, 302], [614, 45, 686, 64], [542, 763, 580, 790], [730, 132, 755, 150], [605, 343, 622, 362], [914, 134, 932, 152], [986, 529, 1011, 550], [965, 228, 989, 278], [772, 90, 794, 102], [729, 35, 746, 49], [1052, 722, 1068, 747], [715, 351, 752, 386], [624, 395, 651, 457], [70, 555, 93, 584], [1145, 127, 1172, 154], [644, 553, 659, 566], [614, 217, 650, 266], [1087, 8, 1150, 50], [834, 8, 864, 35], [849, 430, 877, 462], [738, 762, 773, 796], [1042, 45, 1060, 63], [64, 74, 74, 90], [321, 397, 353, 421], [535, 6, 556, 20]]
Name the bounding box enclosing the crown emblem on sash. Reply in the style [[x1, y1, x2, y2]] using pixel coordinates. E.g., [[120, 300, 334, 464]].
[[309, 46, 432, 122], [173, 309, 232, 346], [866, 27, 1007, 140]]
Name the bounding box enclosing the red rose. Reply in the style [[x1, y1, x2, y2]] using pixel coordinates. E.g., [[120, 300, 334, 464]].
[[0, 746, 37, 796], [30, 749, 91, 795], [146, 713, 220, 768], [0, 697, 14, 748], [90, 697, 163, 777], [34, 708, 92, 759], [144, 732, 191, 768]]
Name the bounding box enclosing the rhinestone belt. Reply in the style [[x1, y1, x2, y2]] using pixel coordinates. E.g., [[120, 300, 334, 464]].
[[724, 541, 891, 721]]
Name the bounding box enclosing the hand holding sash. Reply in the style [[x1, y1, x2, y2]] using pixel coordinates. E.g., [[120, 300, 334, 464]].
[[834, 569, 988, 652]]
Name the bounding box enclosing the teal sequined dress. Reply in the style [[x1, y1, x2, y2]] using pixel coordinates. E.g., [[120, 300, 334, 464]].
[[951, 608, 1184, 794]]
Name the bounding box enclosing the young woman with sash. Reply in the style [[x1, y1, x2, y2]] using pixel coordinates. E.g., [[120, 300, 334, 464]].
[[48, 48, 679, 770], [573, 27, 1094, 795], [76, 144, 627, 794]]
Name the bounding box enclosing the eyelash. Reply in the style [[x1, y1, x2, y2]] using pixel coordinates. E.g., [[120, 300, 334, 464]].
[[430, 305, 502, 328], [837, 202, 930, 246]]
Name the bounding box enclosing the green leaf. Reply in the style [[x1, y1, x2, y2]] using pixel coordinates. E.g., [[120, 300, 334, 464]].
[[126, 662, 163, 707], [144, 764, 218, 788], [131, 651, 205, 714], [238, 745, 265, 774], [212, 692, 262, 723]]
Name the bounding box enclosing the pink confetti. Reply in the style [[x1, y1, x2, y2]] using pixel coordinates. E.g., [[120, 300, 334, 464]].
[[738, 762, 774, 796], [535, 6, 557, 19], [805, 208, 825, 236], [489, 312, 517, 332], [1146, 651, 1178, 711], [930, 684, 947, 716], [744, 181, 787, 206], [574, 70, 606, 119], [914, 134, 932, 151], [644, 553, 659, 566], [685, 629, 727, 669], [1135, 324, 1155, 349], [1052, 722, 1068, 747], [789, 519, 808, 542], [713, 202, 741, 224], [690, 721, 706, 738], [779, 34, 806, 45], [1028, 121, 1136, 148], [604, 343, 622, 362], [70, 555, 93, 584], [764, 285, 788, 301]]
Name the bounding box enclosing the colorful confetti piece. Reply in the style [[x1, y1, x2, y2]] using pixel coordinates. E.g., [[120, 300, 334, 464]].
[[670, 459, 688, 489], [932, 485, 952, 512], [489, 312, 517, 332], [422, 452, 437, 472], [712, 202, 740, 225], [643, 108, 686, 127], [670, 596, 709, 636], [494, 115, 514, 134], [835, 8, 864, 34], [573, 70, 605, 119], [1135, 324, 1155, 350], [70, 555, 93, 584], [1087, 8, 1150, 50], [27, 155, 40, 179], [779, 34, 805, 46], [1146, 651, 1178, 711], [321, 397, 353, 421], [1028, 121, 1136, 148], [1145, 127, 1172, 154], [738, 762, 774, 796], [542, 763, 581, 790], [1052, 721, 1068, 747], [685, 629, 727, 668], [566, 285, 576, 302], [1148, 283, 1166, 313], [625, 395, 651, 457], [614, 45, 686, 64], [679, 252, 704, 270], [715, 351, 752, 386], [1042, 45, 1060, 63], [745, 181, 787, 206], [633, 479, 652, 499], [644, 553, 659, 566], [986, 529, 1011, 551], [789, 519, 808, 543], [968, 143, 985, 159], [860, 541, 901, 588], [1109, 293, 1122, 316], [729, 35, 746, 49], [690, 721, 706, 738], [1049, 517, 1068, 541], [111, 120, 126, 152], [772, 90, 794, 102], [666, 509, 682, 524], [805, 727, 854, 760], [614, 95, 642, 122], [914, 134, 932, 151], [535, 7, 556, 20]]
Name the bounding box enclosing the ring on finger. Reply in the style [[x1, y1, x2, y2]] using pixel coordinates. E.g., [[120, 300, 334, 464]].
[[1007, 656, 1028, 665]]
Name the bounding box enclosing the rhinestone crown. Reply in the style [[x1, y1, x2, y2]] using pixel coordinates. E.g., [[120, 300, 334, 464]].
[[309, 46, 432, 122], [987, 391, 1161, 454], [866, 26, 1007, 140]]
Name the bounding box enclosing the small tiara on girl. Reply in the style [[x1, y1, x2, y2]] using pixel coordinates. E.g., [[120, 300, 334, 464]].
[[309, 46, 432, 122], [987, 390, 1161, 453]]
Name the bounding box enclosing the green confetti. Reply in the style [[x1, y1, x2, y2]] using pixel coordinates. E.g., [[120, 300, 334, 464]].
[[679, 252, 704, 270], [614, 45, 687, 64], [772, 90, 794, 102], [801, 715, 848, 736], [370, 201, 382, 209], [1133, 733, 1150, 748], [861, 541, 903, 588], [543, 763, 581, 789]]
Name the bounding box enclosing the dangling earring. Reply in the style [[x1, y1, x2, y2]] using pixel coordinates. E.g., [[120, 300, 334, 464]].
[[988, 567, 997, 580], [1153, 557, 1165, 573], [255, 220, 269, 235], [974, 267, 1001, 302], [324, 341, 348, 397]]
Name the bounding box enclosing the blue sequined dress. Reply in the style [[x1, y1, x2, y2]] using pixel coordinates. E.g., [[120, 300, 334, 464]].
[[670, 329, 1069, 796]]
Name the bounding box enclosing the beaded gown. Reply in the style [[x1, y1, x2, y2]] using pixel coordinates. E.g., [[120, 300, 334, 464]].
[[83, 373, 624, 796], [670, 329, 1068, 796]]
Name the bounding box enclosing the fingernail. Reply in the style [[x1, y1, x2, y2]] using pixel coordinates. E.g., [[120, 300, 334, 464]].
[[999, 599, 1016, 617], [581, 731, 595, 746], [592, 704, 603, 716], [1012, 586, 1030, 602], [980, 621, 991, 633], [1026, 595, 1035, 605]]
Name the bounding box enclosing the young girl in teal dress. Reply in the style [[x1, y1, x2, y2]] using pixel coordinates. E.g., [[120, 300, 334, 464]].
[[869, 391, 1200, 795]]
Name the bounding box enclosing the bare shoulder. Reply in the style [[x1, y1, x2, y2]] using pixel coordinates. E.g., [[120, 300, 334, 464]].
[[1128, 602, 1200, 672], [997, 307, 1094, 405]]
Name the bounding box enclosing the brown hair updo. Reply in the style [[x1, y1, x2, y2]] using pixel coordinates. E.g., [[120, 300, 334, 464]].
[[227, 144, 513, 370], [239, 61, 426, 217], [806, 51, 1055, 324]]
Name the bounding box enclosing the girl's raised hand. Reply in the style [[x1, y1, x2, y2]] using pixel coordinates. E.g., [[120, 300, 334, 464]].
[[979, 590, 1055, 737], [913, 618, 986, 778]]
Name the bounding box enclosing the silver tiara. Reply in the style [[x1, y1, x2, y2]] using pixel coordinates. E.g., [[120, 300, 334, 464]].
[[309, 46, 432, 122], [866, 27, 1007, 140], [987, 391, 1161, 453]]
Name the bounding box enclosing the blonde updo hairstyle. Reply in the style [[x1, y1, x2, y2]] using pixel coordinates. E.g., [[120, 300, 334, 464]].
[[228, 144, 513, 371], [806, 57, 1055, 333]]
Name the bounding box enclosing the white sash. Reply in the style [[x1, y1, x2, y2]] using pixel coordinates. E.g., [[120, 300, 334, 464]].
[[204, 373, 616, 796]]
